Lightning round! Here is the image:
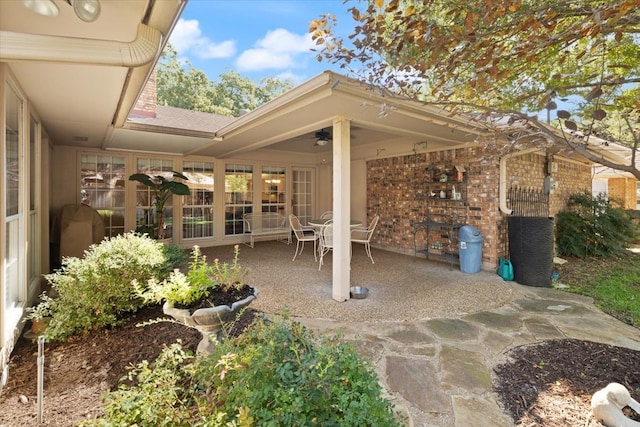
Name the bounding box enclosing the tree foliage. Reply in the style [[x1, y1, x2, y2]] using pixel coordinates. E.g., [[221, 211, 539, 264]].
[[156, 44, 294, 117], [310, 0, 640, 178]]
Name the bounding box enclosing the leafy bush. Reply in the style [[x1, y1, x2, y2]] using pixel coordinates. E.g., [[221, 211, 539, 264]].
[[83, 316, 403, 426], [42, 233, 171, 341], [159, 242, 188, 274], [82, 342, 196, 427], [142, 245, 250, 307], [556, 192, 638, 258]]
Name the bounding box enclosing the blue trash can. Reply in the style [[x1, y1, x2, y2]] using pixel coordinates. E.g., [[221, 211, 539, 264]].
[[458, 226, 483, 274]]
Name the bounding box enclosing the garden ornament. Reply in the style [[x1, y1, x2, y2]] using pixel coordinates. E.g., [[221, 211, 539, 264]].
[[591, 382, 640, 427]]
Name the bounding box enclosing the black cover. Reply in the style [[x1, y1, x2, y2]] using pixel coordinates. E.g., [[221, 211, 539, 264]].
[[508, 216, 554, 287]]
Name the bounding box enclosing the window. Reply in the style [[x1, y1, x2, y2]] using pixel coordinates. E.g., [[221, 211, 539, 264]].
[[135, 158, 176, 238], [4, 82, 24, 318], [225, 164, 253, 236], [28, 115, 39, 284], [80, 154, 126, 238], [183, 161, 214, 239], [261, 166, 286, 214]]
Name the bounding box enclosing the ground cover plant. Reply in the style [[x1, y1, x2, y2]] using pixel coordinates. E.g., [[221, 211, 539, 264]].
[[555, 250, 640, 328]]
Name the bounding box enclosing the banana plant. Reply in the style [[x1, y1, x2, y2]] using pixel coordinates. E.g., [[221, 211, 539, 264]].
[[129, 171, 190, 240]]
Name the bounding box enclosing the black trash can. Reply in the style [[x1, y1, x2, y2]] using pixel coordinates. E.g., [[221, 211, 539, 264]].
[[458, 225, 483, 274], [507, 216, 554, 287]]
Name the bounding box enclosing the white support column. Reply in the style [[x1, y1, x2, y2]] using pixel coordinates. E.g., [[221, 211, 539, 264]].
[[332, 117, 351, 301]]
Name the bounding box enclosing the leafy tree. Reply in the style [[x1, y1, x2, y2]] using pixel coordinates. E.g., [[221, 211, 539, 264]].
[[310, 0, 640, 178], [156, 45, 220, 113], [156, 45, 294, 117]]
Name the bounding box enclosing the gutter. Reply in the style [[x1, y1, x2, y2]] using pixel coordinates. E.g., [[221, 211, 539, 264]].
[[0, 23, 161, 66], [499, 147, 541, 215]]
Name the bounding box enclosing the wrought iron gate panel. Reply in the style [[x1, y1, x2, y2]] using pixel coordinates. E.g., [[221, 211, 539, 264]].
[[507, 186, 549, 217]]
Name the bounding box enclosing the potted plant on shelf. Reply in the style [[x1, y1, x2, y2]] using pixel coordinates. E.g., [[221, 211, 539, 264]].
[[141, 245, 257, 354], [129, 171, 190, 240]]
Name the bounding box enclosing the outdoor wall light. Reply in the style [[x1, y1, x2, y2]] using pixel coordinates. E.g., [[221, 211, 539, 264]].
[[68, 0, 101, 23], [21, 0, 101, 22], [21, 0, 59, 16]]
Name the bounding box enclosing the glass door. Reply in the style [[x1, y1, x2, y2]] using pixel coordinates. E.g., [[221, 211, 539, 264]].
[[292, 167, 315, 226]]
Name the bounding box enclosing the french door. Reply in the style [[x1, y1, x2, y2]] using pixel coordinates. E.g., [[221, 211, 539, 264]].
[[292, 167, 315, 226]]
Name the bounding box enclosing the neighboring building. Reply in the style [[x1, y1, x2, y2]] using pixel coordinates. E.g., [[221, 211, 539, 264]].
[[593, 143, 640, 210], [0, 0, 628, 390]]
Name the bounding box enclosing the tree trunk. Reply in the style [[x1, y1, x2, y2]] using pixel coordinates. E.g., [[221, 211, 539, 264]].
[[156, 210, 165, 240]]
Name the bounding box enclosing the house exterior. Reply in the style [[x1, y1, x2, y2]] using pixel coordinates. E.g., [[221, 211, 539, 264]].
[[593, 143, 640, 210], [0, 0, 626, 390]]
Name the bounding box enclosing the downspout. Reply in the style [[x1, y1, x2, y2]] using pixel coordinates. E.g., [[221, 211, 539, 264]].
[[0, 23, 161, 66], [499, 147, 541, 214]]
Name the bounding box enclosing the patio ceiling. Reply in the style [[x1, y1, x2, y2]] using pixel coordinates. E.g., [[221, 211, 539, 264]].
[[0, 0, 186, 148]]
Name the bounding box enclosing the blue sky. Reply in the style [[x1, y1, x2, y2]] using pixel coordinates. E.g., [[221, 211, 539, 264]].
[[168, 0, 355, 84]]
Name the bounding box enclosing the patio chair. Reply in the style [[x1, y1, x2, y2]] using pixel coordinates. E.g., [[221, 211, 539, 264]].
[[351, 215, 379, 264], [319, 210, 333, 220], [318, 219, 334, 271], [289, 214, 318, 261]]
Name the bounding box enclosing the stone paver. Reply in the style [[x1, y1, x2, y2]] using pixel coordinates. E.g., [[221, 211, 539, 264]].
[[297, 282, 640, 427]]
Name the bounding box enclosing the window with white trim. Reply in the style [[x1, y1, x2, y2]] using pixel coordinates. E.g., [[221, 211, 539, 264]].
[[183, 161, 214, 239], [80, 154, 126, 238], [225, 164, 253, 236]]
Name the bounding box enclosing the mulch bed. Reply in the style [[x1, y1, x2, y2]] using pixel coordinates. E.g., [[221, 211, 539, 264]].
[[493, 339, 640, 426]]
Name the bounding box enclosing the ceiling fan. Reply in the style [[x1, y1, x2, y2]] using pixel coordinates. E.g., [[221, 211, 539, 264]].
[[314, 129, 331, 146]]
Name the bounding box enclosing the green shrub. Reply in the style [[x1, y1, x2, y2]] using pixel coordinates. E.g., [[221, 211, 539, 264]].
[[159, 242, 188, 274], [83, 316, 403, 427], [43, 233, 170, 341], [83, 342, 196, 427], [556, 192, 638, 258]]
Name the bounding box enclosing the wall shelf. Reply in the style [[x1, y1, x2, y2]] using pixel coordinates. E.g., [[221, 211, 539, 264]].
[[413, 173, 468, 270]]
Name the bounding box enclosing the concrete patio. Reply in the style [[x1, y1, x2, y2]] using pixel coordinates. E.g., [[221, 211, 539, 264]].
[[200, 240, 640, 427]]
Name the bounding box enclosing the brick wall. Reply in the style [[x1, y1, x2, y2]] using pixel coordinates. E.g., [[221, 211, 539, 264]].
[[608, 177, 638, 209], [550, 159, 592, 215], [367, 147, 502, 268], [367, 148, 591, 269], [130, 68, 157, 118]]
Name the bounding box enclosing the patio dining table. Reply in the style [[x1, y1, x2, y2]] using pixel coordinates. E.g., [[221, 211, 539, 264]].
[[308, 218, 363, 262], [308, 218, 362, 228]]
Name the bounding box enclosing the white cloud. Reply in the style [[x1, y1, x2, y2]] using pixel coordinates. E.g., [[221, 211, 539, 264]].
[[274, 71, 311, 85], [236, 28, 315, 72], [169, 19, 236, 59]]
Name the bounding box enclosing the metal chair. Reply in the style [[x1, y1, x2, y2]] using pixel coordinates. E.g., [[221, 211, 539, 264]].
[[351, 215, 379, 264], [318, 219, 334, 270], [319, 210, 333, 220], [289, 214, 318, 261]]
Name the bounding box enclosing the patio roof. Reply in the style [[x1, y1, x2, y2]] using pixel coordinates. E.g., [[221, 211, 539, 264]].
[[106, 70, 489, 158]]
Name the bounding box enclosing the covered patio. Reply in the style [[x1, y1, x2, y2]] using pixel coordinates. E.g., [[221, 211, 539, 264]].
[[199, 240, 515, 322]]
